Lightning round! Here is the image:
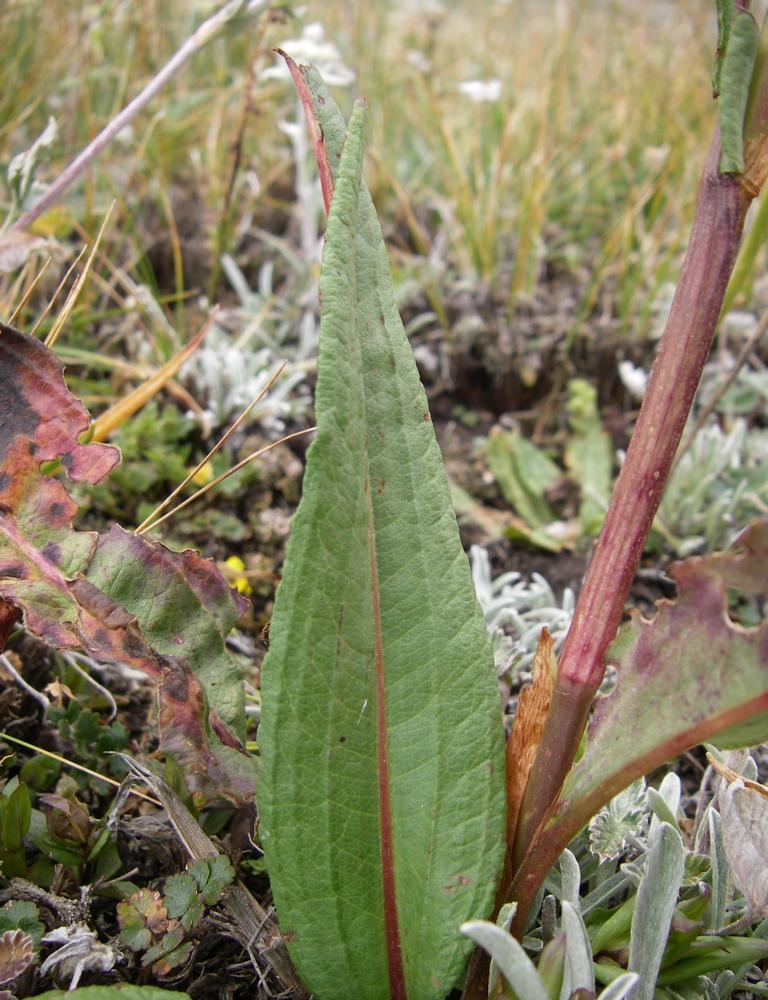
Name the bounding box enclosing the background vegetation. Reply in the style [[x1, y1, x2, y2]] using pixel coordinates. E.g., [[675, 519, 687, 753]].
[[1, 1, 767, 997]]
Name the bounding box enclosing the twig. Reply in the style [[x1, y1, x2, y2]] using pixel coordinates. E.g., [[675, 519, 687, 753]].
[[29, 245, 86, 337], [8, 256, 52, 325], [45, 202, 116, 348], [0, 653, 49, 711], [116, 757, 308, 995], [7, 1, 269, 237], [60, 652, 118, 720]]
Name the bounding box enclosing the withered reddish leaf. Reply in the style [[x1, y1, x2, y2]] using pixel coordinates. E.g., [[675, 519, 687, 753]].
[[712, 758, 768, 918], [505, 629, 555, 848], [0, 928, 34, 986], [533, 520, 768, 861], [0, 323, 118, 577], [0, 324, 255, 804], [38, 792, 92, 844]]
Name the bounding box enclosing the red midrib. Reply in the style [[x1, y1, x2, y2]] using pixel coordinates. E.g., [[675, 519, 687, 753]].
[[367, 476, 407, 1000]]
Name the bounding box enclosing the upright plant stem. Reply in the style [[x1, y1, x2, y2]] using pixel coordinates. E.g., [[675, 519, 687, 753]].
[[463, 102, 767, 1000], [509, 125, 751, 920]]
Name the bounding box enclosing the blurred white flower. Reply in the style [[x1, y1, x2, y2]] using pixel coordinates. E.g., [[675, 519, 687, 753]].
[[406, 49, 432, 74], [643, 144, 669, 172], [260, 21, 354, 87], [458, 79, 502, 103], [618, 360, 648, 400]]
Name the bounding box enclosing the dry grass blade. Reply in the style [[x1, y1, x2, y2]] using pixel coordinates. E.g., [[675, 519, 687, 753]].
[[29, 245, 86, 338], [707, 751, 768, 799], [0, 731, 161, 807], [8, 256, 52, 325], [90, 311, 216, 442], [138, 424, 315, 535], [135, 360, 287, 534], [45, 201, 116, 348], [117, 756, 307, 994]]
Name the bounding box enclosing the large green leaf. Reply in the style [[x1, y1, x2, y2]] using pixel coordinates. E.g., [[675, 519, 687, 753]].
[[258, 86, 506, 1000]]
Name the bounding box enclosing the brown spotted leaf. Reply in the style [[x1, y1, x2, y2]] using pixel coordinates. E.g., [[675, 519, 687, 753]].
[[0, 324, 255, 803], [0, 323, 118, 578]]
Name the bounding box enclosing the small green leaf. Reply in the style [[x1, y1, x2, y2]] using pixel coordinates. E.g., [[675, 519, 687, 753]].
[[647, 787, 679, 830], [486, 429, 561, 543], [705, 807, 727, 930], [143, 925, 192, 974], [150, 939, 194, 976], [537, 933, 566, 996], [565, 379, 612, 536], [163, 874, 202, 930], [649, 772, 681, 834], [117, 889, 168, 953], [189, 855, 234, 905], [559, 849, 581, 906], [0, 901, 43, 948], [589, 894, 637, 956], [589, 779, 646, 862], [2, 784, 30, 853], [19, 755, 60, 791], [718, 6, 759, 174], [561, 901, 595, 997], [657, 935, 768, 984]]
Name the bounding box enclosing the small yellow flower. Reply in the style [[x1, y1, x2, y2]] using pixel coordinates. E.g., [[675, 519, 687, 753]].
[[191, 461, 214, 486], [224, 555, 252, 596]]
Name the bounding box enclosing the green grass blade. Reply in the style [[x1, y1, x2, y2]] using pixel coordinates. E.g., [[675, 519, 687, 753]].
[[258, 95, 505, 1000]]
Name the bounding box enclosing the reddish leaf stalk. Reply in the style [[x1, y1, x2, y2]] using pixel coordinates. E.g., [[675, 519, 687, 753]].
[[508, 125, 752, 926]]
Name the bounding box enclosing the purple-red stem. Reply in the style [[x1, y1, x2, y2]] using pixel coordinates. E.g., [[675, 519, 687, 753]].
[[463, 118, 755, 1000], [510, 126, 751, 922]]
